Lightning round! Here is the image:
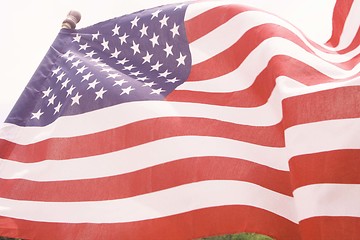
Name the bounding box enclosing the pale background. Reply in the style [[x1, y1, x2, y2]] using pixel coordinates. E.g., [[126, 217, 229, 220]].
[[0, 0, 335, 124]]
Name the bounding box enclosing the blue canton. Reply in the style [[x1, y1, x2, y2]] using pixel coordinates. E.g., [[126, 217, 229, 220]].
[[6, 3, 190, 126]]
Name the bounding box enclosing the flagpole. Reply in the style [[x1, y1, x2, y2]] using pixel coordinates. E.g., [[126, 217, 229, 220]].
[[62, 10, 81, 29]]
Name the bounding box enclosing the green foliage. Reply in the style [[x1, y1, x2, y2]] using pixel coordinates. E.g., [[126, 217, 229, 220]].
[[201, 233, 274, 240], [1, 233, 273, 240]]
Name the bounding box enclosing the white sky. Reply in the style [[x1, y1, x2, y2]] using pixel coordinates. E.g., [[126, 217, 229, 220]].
[[0, 0, 335, 124]]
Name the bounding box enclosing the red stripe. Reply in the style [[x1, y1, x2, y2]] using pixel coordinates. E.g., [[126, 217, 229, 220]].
[[186, 19, 357, 83], [299, 216, 360, 239], [168, 55, 334, 107], [338, 28, 360, 54], [168, 85, 360, 126], [0, 118, 284, 163], [0, 206, 300, 240], [282, 85, 360, 129], [0, 157, 291, 201], [185, 3, 336, 54], [185, 4, 252, 43], [187, 23, 316, 81], [289, 149, 360, 189], [326, 0, 355, 47], [1, 2, 359, 240], [2, 85, 359, 163]]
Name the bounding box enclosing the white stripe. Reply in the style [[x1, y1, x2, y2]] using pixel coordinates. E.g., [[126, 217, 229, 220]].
[[0, 136, 289, 181], [1, 76, 360, 145], [188, 37, 359, 91], [294, 184, 360, 220], [184, 38, 360, 93], [185, 0, 237, 21], [1, 117, 359, 181], [333, 0, 360, 50], [187, 10, 359, 65], [0, 97, 282, 144], [185, 0, 344, 52], [0, 180, 297, 223], [285, 118, 360, 156]]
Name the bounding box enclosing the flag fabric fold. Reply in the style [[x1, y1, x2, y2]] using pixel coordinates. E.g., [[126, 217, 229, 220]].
[[0, 0, 359, 239]]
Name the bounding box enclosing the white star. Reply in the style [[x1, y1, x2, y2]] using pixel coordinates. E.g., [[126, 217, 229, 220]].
[[95, 87, 107, 100], [163, 43, 173, 57], [113, 79, 128, 87], [54, 102, 62, 114], [51, 66, 61, 76], [71, 92, 82, 106], [71, 59, 82, 69], [76, 65, 88, 75], [101, 67, 112, 73], [130, 16, 140, 29], [151, 9, 162, 19], [112, 24, 120, 36], [47, 94, 57, 106], [107, 73, 121, 79], [31, 109, 44, 120], [119, 33, 129, 45], [87, 79, 100, 90], [85, 50, 96, 58], [97, 63, 108, 68], [62, 50, 72, 58], [116, 58, 129, 65], [110, 48, 121, 58], [137, 76, 149, 81], [66, 54, 76, 63], [139, 24, 148, 37], [101, 38, 110, 51], [142, 51, 153, 64], [61, 78, 71, 89], [166, 77, 180, 83], [42, 87, 52, 98], [131, 41, 140, 55], [81, 72, 94, 82], [174, 4, 185, 10], [91, 57, 103, 63], [176, 52, 187, 66], [150, 61, 163, 71], [129, 71, 141, 76], [120, 86, 135, 95], [159, 14, 169, 28], [150, 88, 166, 95], [170, 23, 180, 38], [56, 72, 66, 83], [159, 69, 171, 78], [66, 85, 76, 97], [79, 43, 90, 51], [149, 33, 159, 47], [123, 64, 136, 71], [92, 31, 101, 40], [72, 34, 81, 42], [143, 81, 157, 87]]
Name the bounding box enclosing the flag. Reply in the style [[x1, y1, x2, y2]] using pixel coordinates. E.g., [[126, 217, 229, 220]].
[[0, 0, 359, 239]]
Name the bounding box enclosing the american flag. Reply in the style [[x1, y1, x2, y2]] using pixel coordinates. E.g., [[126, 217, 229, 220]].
[[0, 0, 359, 239]]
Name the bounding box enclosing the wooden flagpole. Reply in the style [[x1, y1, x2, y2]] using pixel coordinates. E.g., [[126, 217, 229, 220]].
[[61, 10, 81, 29]]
